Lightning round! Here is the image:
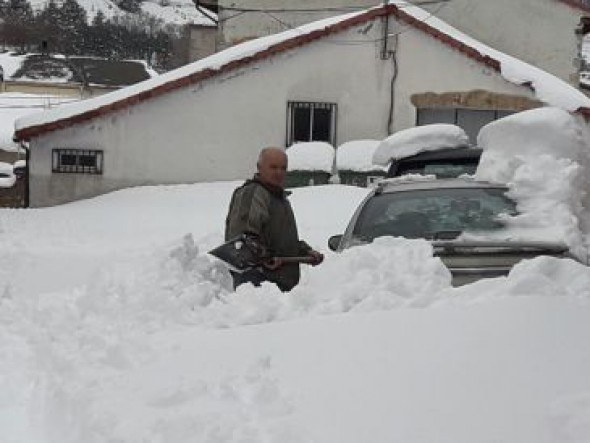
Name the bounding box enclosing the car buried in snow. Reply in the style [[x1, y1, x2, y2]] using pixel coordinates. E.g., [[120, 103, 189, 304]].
[[328, 177, 575, 286]]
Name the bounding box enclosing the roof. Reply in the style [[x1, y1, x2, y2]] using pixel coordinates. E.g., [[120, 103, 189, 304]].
[[11, 55, 154, 87], [375, 177, 506, 194], [14, 1, 590, 141], [556, 0, 590, 14]]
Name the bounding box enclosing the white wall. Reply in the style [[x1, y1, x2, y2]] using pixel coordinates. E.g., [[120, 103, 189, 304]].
[[424, 0, 585, 84], [29, 16, 536, 206], [219, 0, 586, 84], [217, 0, 381, 48]]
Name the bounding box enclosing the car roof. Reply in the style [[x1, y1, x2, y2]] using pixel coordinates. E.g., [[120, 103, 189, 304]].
[[394, 147, 482, 163], [374, 177, 507, 194]]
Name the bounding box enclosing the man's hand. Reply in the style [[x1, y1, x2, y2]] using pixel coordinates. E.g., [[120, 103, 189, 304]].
[[308, 250, 324, 266], [263, 257, 284, 270]]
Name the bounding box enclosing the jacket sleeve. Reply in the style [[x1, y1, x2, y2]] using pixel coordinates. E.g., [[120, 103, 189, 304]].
[[298, 240, 313, 255], [226, 184, 271, 242]]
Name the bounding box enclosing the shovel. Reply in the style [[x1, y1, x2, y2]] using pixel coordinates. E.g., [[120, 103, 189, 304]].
[[208, 234, 316, 273]]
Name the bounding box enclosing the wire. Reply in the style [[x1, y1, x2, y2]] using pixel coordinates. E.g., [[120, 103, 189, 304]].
[[209, 0, 450, 14]]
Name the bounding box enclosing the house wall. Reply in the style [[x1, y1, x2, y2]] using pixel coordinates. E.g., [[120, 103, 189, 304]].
[[217, 0, 381, 48], [188, 25, 218, 62], [28, 17, 535, 207], [1, 80, 118, 98], [219, 0, 587, 85], [428, 0, 586, 85]]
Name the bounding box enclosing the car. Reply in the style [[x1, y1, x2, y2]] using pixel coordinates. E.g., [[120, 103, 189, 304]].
[[386, 147, 482, 178], [328, 177, 574, 286]]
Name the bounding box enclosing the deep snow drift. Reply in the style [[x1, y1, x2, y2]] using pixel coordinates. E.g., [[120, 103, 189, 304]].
[[2, 180, 590, 443]]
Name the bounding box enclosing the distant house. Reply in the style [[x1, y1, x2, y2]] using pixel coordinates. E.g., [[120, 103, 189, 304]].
[[1, 53, 157, 98], [13, 3, 590, 207], [218, 0, 590, 87]]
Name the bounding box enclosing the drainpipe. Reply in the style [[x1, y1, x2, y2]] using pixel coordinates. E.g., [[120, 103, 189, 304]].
[[18, 140, 30, 208], [381, 13, 399, 135]]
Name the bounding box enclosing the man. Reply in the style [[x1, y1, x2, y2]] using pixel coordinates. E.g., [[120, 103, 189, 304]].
[[225, 147, 324, 291]]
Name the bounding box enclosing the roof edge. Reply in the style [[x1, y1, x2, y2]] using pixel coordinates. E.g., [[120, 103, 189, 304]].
[[14, 3, 507, 141]]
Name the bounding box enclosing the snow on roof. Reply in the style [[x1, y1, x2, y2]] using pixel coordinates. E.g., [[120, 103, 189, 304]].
[[372, 124, 470, 165], [336, 140, 388, 172], [473, 107, 590, 258], [0, 93, 79, 151], [14, 2, 590, 140], [287, 142, 335, 172]]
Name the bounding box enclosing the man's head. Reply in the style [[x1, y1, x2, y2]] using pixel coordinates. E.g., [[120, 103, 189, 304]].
[[257, 147, 287, 188]]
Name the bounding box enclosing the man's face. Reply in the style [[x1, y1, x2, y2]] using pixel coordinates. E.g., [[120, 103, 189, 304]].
[[257, 150, 287, 188]]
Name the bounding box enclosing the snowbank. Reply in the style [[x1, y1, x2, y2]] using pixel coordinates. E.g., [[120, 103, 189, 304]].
[[0, 161, 16, 188], [474, 107, 590, 260], [373, 124, 470, 165], [2, 181, 590, 442], [336, 140, 387, 172], [287, 142, 335, 172]]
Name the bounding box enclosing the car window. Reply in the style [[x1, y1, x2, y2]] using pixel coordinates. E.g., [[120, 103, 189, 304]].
[[395, 159, 478, 178], [352, 187, 517, 241]]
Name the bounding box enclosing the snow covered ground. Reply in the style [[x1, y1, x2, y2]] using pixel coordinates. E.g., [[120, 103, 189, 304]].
[[2, 177, 590, 442]]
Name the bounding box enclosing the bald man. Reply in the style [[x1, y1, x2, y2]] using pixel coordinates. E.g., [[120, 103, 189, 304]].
[[225, 147, 323, 292]]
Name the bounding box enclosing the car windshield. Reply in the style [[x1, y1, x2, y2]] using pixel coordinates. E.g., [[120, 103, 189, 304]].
[[396, 158, 478, 178], [352, 187, 517, 241]]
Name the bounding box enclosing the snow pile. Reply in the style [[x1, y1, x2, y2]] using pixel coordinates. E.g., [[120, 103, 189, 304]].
[[336, 140, 387, 172], [287, 142, 335, 172], [373, 124, 470, 165], [475, 107, 590, 259], [2, 181, 590, 442], [0, 92, 78, 151], [0, 161, 16, 188]]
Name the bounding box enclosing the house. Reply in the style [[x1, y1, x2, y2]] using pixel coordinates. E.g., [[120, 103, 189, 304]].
[[217, 0, 590, 86], [14, 2, 590, 207], [0, 53, 157, 98]]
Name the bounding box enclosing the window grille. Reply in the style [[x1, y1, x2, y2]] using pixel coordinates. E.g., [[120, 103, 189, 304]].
[[52, 149, 103, 174], [287, 101, 337, 146]]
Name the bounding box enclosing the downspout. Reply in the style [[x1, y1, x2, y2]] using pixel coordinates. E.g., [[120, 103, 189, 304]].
[[18, 140, 30, 208], [381, 13, 398, 135]]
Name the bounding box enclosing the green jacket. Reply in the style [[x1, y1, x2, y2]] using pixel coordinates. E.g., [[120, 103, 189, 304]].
[[225, 176, 312, 290]]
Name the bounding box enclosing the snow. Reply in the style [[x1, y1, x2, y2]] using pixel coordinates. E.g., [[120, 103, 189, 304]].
[[336, 139, 387, 172], [286, 142, 335, 172], [0, 92, 79, 151], [25, 0, 215, 24], [2, 177, 590, 442], [373, 123, 470, 165], [0, 52, 28, 79], [0, 161, 16, 187], [141, 0, 216, 26], [474, 107, 590, 260], [18, 1, 589, 135]]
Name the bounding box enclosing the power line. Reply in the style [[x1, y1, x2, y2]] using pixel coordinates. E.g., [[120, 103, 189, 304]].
[[207, 0, 450, 14]]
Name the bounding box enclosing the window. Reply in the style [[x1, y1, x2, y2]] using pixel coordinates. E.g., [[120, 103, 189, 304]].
[[287, 101, 337, 146], [416, 108, 514, 142], [52, 149, 103, 174]]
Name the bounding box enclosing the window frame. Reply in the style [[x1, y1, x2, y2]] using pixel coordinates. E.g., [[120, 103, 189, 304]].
[[52, 149, 104, 174], [286, 101, 337, 147]]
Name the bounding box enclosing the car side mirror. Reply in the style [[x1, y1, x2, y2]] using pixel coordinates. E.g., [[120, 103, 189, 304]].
[[328, 235, 343, 251]]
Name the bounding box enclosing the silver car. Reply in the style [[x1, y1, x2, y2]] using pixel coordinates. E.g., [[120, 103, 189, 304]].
[[328, 178, 575, 285]]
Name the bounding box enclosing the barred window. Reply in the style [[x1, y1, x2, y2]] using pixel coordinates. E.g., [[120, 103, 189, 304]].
[[287, 101, 337, 146], [52, 149, 103, 174]]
